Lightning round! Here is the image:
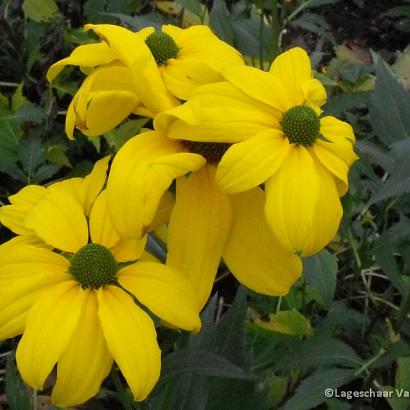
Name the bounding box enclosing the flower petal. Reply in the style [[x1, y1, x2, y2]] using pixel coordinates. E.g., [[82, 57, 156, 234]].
[[51, 291, 113, 408], [265, 145, 320, 255], [50, 156, 110, 216], [155, 82, 276, 142], [302, 78, 327, 107], [269, 47, 312, 106], [16, 281, 85, 390], [216, 129, 289, 194], [47, 42, 116, 82], [167, 165, 231, 309], [110, 237, 147, 263], [97, 286, 161, 401], [106, 131, 204, 238], [223, 65, 289, 111], [0, 185, 46, 235], [303, 162, 343, 256], [90, 191, 120, 249], [316, 116, 358, 196], [25, 190, 88, 253], [0, 246, 70, 339], [78, 90, 139, 137], [118, 261, 201, 331], [224, 188, 302, 295]]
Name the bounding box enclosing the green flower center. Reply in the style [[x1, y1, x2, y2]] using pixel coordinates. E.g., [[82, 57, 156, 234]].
[[69, 243, 118, 289], [182, 141, 231, 164], [145, 31, 179, 65], [280, 105, 320, 146]]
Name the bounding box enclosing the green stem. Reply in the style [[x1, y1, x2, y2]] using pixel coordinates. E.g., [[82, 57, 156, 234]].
[[396, 287, 410, 332], [111, 367, 135, 410], [259, 2, 264, 69], [354, 347, 386, 377]]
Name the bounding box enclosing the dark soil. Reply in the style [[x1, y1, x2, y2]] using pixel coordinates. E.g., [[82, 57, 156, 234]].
[[323, 0, 410, 52]]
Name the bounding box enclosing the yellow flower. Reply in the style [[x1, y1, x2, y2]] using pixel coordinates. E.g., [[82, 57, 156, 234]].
[[156, 47, 359, 256], [47, 23, 243, 138], [106, 130, 302, 309], [0, 159, 200, 407]]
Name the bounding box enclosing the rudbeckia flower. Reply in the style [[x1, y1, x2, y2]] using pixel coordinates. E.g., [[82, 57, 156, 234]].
[[0, 159, 200, 407], [156, 47, 359, 256], [47, 23, 243, 138], [106, 130, 302, 309]]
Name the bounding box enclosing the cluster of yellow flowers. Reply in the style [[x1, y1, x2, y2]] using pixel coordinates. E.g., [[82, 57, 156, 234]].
[[0, 23, 358, 407]]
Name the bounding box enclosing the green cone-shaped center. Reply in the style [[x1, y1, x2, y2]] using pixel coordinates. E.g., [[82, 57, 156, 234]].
[[69, 243, 118, 289], [145, 31, 179, 65], [280, 105, 320, 146]]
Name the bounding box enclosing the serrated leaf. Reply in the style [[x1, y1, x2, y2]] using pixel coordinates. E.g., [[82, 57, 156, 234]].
[[23, 0, 60, 22], [46, 145, 72, 168], [303, 249, 338, 308], [5, 353, 31, 410], [370, 138, 410, 204], [255, 309, 313, 336], [370, 57, 410, 146], [283, 368, 355, 410], [19, 135, 45, 179]]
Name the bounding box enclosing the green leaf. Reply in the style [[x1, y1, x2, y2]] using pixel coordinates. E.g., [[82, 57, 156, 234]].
[[22, 0, 60, 22], [370, 57, 410, 146], [274, 337, 361, 371], [104, 118, 148, 151], [283, 368, 356, 410], [387, 357, 410, 410], [216, 286, 248, 365], [19, 135, 45, 179], [46, 145, 72, 168], [255, 309, 313, 337], [210, 0, 234, 44], [370, 138, 410, 204], [157, 350, 257, 391], [5, 353, 31, 410], [323, 92, 370, 116], [303, 249, 338, 308], [175, 0, 202, 16]]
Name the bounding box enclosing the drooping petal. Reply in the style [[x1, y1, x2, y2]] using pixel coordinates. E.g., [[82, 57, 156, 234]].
[[265, 145, 320, 255], [269, 47, 313, 107], [25, 190, 88, 253], [118, 262, 201, 331], [167, 165, 231, 309], [0, 235, 51, 249], [148, 190, 174, 231], [97, 286, 161, 401], [47, 42, 116, 82], [224, 188, 302, 295], [303, 160, 343, 256], [77, 90, 140, 137], [155, 82, 276, 142], [160, 58, 222, 101], [0, 185, 47, 235], [223, 65, 289, 112], [302, 78, 327, 107], [215, 129, 289, 194], [51, 291, 113, 408], [315, 116, 358, 196], [16, 282, 85, 390], [106, 131, 204, 238], [65, 100, 76, 140]]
